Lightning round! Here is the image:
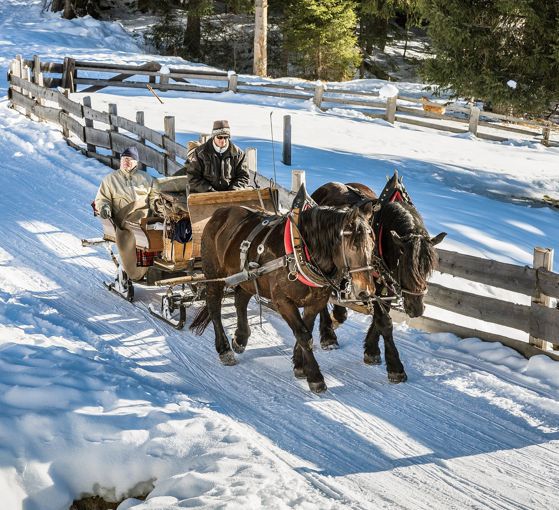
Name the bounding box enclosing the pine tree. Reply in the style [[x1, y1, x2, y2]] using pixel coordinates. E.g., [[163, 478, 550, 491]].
[[420, 0, 559, 114], [284, 0, 361, 81]]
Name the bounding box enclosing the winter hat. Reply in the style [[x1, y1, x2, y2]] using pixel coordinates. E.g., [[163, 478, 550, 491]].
[[211, 120, 231, 138], [122, 146, 139, 160]]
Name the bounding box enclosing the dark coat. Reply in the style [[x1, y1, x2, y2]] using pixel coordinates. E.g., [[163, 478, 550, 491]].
[[184, 139, 250, 193]]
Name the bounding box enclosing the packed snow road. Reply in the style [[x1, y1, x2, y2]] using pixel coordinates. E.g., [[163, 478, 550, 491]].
[[1, 1, 559, 509], [1, 102, 559, 509]]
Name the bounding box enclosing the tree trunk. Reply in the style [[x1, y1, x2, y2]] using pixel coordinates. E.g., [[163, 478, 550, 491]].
[[50, 0, 65, 12], [184, 9, 201, 60], [253, 0, 268, 76], [63, 0, 75, 19]]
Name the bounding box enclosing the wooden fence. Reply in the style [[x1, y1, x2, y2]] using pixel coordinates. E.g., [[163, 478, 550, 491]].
[[6, 55, 559, 360], [15, 55, 558, 147]]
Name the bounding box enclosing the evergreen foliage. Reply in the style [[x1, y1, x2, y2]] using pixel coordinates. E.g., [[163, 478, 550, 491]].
[[284, 0, 360, 81], [420, 0, 559, 114]]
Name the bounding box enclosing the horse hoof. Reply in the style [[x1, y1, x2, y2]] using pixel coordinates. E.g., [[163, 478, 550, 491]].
[[232, 336, 246, 354], [219, 351, 237, 366], [293, 367, 306, 379], [330, 316, 341, 330], [364, 353, 382, 365], [321, 340, 340, 351], [309, 380, 327, 393], [388, 371, 407, 383]]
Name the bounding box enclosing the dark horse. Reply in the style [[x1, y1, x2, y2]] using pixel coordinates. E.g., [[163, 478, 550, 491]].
[[190, 204, 376, 393], [312, 181, 446, 383]]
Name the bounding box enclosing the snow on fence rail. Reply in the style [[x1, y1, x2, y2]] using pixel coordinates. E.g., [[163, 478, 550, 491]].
[[7, 55, 559, 360], [16, 55, 559, 147]]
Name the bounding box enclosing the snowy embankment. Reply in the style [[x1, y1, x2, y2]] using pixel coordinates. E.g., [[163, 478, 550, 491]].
[[1, 2, 559, 510]]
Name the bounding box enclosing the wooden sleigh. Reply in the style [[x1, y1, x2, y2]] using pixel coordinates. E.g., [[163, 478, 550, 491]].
[[85, 185, 280, 328]]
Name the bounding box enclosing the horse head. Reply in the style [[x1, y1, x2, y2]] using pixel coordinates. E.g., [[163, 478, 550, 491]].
[[337, 207, 377, 300], [389, 229, 446, 317]]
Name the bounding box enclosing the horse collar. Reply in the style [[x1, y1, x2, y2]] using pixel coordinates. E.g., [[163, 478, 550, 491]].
[[284, 205, 328, 288]]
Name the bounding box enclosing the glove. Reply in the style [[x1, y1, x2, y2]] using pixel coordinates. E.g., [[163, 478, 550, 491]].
[[100, 204, 112, 219]]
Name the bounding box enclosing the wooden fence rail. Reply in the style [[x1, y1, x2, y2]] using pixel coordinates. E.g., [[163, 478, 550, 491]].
[[6, 55, 559, 360], [18, 55, 558, 146]]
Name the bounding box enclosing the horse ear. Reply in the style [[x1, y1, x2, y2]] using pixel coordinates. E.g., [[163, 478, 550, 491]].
[[430, 232, 447, 246], [390, 230, 404, 249]]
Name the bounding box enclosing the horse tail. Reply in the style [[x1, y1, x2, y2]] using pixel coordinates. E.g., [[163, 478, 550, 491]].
[[190, 305, 211, 335]]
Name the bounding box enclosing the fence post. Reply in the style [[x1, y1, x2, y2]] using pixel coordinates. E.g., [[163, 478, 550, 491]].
[[529, 247, 554, 350], [283, 114, 292, 166], [164, 116, 176, 176], [136, 111, 146, 171], [82, 96, 96, 154], [313, 81, 324, 108], [542, 122, 551, 147], [246, 147, 257, 173], [62, 57, 76, 92], [108, 103, 119, 166], [228, 71, 238, 92], [291, 169, 305, 192], [385, 95, 397, 124], [469, 106, 480, 136], [17, 55, 24, 96], [32, 55, 41, 84], [61, 90, 70, 138]]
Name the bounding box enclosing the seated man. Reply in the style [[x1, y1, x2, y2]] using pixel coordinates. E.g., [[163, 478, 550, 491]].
[[95, 146, 155, 282], [184, 120, 250, 193]]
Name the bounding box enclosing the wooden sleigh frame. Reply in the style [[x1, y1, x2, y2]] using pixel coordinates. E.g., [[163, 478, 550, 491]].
[[100, 186, 280, 276]]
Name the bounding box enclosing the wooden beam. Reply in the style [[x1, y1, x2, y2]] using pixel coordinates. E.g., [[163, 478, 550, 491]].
[[79, 61, 162, 93], [425, 283, 531, 332], [74, 78, 226, 93], [436, 248, 535, 295]]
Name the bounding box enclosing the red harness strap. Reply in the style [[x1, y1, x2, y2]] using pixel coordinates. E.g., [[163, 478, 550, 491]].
[[284, 216, 322, 287]]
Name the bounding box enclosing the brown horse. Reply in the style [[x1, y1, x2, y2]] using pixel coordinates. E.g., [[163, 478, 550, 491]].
[[190, 204, 376, 393], [312, 182, 446, 383]]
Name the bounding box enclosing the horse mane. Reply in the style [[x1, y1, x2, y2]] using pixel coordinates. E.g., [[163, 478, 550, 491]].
[[379, 201, 437, 287], [299, 206, 369, 273]]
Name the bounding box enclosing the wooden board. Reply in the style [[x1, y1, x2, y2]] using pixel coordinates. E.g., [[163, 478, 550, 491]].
[[82, 105, 110, 124], [110, 132, 165, 171], [111, 115, 163, 146], [74, 78, 226, 93], [57, 93, 83, 117], [530, 303, 559, 342], [536, 268, 559, 299], [187, 187, 280, 258], [163, 137, 189, 161], [60, 112, 85, 141], [436, 248, 536, 295], [330, 298, 559, 362], [425, 283, 530, 332], [84, 127, 111, 149]]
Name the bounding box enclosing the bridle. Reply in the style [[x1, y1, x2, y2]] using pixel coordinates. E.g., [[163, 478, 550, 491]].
[[337, 227, 376, 298]]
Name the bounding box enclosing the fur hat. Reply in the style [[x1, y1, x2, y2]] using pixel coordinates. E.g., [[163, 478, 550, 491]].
[[121, 146, 139, 160], [211, 120, 231, 138]]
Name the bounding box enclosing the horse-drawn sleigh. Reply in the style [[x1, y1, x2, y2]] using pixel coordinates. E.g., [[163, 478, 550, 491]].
[[83, 172, 446, 393]]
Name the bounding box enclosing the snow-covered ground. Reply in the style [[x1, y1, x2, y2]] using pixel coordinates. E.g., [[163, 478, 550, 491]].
[[1, 2, 559, 509]]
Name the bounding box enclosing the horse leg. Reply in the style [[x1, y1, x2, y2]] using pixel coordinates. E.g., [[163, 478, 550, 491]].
[[232, 286, 252, 354], [276, 298, 326, 393], [331, 304, 348, 328], [363, 312, 382, 366], [376, 310, 407, 383], [207, 281, 236, 366], [319, 306, 339, 350]]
